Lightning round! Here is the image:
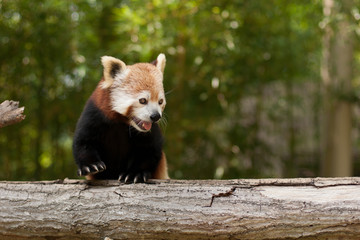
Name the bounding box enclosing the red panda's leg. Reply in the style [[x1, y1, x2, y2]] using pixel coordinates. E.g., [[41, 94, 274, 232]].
[[152, 151, 169, 179]]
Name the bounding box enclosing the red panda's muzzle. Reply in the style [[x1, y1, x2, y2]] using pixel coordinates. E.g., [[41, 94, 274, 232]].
[[132, 117, 152, 131]]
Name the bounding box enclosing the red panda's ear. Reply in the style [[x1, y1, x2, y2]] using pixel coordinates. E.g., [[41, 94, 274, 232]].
[[152, 53, 166, 74], [101, 56, 127, 88]]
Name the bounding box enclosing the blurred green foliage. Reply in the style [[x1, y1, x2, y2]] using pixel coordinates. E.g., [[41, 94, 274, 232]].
[[0, 0, 359, 180]]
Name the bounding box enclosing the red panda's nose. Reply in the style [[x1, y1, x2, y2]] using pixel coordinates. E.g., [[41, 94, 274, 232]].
[[150, 112, 161, 122]]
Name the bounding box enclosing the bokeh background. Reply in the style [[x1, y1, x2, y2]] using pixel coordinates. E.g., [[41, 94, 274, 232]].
[[1, 0, 359, 180]]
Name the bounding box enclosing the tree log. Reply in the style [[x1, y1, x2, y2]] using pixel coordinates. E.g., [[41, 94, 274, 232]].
[[0, 100, 25, 128], [1, 178, 360, 240]]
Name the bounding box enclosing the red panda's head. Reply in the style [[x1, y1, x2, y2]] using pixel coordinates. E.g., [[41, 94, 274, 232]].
[[100, 54, 166, 132]]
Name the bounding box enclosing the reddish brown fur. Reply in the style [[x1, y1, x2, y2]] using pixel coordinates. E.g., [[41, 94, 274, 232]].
[[153, 152, 169, 179], [91, 78, 127, 122], [124, 63, 163, 102]]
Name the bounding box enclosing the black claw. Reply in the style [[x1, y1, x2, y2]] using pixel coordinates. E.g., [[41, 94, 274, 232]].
[[134, 174, 142, 183], [83, 166, 90, 174], [143, 172, 151, 183], [124, 174, 133, 183], [118, 173, 125, 182], [92, 164, 99, 172], [98, 163, 105, 171]]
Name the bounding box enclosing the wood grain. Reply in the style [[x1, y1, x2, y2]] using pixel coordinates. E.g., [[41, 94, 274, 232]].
[[0, 178, 359, 239]]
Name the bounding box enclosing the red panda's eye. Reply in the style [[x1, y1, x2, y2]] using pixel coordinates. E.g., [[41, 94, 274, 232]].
[[139, 98, 148, 104], [158, 99, 163, 105]]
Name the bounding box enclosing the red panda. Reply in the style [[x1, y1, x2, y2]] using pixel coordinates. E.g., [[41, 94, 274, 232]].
[[73, 54, 169, 183]]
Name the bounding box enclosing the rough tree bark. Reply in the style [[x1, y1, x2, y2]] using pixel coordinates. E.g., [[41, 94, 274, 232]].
[[1, 178, 360, 240], [0, 100, 25, 128]]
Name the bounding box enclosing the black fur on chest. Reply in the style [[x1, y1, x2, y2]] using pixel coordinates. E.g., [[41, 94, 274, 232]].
[[72, 100, 164, 180]]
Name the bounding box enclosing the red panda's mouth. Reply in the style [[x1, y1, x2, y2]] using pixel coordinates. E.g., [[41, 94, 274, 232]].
[[132, 117, 152, 131]]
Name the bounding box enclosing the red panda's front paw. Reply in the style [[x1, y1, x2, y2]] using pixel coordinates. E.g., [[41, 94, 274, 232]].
[[118, 171, 151, 184], [77, 161, 106, 176]]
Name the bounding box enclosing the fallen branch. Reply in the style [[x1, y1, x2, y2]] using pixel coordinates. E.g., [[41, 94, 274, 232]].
[[1, 178, 360, 239], [0, 100, 25, 128]]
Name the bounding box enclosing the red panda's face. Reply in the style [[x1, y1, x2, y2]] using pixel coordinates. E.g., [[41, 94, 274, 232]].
[[101, 54, 166, 132]]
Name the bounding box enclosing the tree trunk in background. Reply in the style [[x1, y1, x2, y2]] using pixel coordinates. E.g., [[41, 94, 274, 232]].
[[321, 0, 354, 177], [33, 74, 45, 180], [285, 81, 296, 177]]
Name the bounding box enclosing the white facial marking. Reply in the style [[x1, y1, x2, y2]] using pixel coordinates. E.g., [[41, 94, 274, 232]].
[[110, 91, 135, 115]]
